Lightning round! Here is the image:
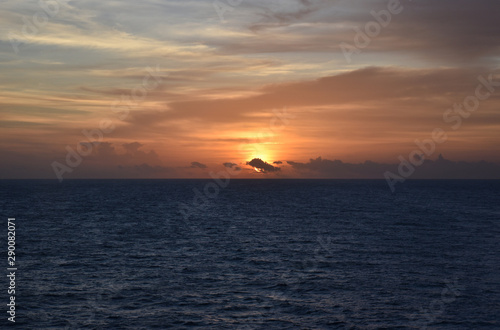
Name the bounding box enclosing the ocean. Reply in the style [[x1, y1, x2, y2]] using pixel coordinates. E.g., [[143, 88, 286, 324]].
[[0, 179, 499, 329]]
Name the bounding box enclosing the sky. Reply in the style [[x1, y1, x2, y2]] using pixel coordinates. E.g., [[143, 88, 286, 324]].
[[1, 0, 500, 179]]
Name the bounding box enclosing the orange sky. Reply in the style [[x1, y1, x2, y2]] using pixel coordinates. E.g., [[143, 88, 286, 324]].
[[1, 0, 499, 179]]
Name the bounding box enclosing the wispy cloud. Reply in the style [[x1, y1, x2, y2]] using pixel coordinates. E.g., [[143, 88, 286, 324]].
[[1, 0, 500, 179]]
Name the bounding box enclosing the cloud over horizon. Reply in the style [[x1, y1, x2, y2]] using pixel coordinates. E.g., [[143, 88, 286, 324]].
[[287, 155, 500, 180], [247, 158, 281, 173], [1, 0, 500, 180]]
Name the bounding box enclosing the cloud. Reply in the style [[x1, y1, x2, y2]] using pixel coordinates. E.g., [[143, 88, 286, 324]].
[[223, 162, 241, 171], [287, 155, 500, 179], [247, 158, 281, 173], [132, 66, 500, 125], [190, 161, 207, 169], [121, 66, 500, 163], [273, 161, 283, 164], [73, 142, 175, 178], [86, 142, 161, 166], [244, 0, 500, 64], [2, 0, 500, 179]]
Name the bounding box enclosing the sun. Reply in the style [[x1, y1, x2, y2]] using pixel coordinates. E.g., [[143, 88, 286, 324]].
[[249, 148, 272, 164], [238, 141, 278, 165], [253, 155, 268, 162]]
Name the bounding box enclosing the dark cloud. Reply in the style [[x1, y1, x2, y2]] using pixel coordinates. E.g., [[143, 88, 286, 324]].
[[77, 142, 174, 178], [123, 142, 145, 154], [85, 142, 161, 166], [223, 162, 242, 171], [252, 0, 321, 29], [273, 161, 283, 164], [190, 161, 207, 169], [242, 0, 500, 63], [247, 158, 281, 173], [0, 141, 167, 179], [129, 66, 500, 128], [287, 156, 500, 179], [380, 0, 500, 62]]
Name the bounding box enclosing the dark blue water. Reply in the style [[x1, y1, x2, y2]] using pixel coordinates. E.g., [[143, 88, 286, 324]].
[[0, 179, 499, 329]]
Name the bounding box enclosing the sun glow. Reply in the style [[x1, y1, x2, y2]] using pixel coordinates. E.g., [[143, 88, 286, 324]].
[[248, 147, 273, 164]]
